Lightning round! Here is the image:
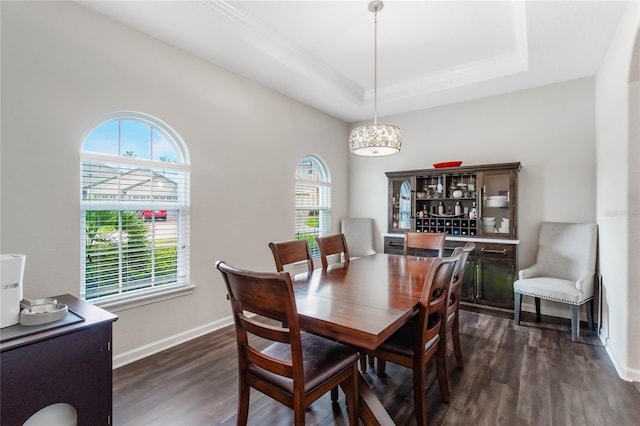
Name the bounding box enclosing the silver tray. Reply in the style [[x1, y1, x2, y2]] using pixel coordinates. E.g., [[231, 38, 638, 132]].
[[19, 303, 68, 326]]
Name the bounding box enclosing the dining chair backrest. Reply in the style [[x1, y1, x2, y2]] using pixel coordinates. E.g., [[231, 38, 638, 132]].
[[316, 233, 350, 269], [217, 261, 300, 347], [445, 244, 474, 371], [404, 232, 446, 257], [268, 239, 314, 274], [448, 242, 475, 319], [416, 253, 459, 350]]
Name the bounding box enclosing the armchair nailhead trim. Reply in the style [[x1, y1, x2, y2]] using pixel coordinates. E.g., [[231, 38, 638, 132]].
[[514, 291, 593, 305]]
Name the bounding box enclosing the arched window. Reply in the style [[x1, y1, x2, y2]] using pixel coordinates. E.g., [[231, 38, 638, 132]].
[[80, 112, 190, 303], [295, 155, 331, 257]]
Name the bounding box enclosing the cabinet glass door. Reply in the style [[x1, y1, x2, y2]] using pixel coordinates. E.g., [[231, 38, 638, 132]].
[[389, 178, 414, 232], [476, 259, 515, 308], [398, 181, 412, 229], [478, 170, 515, 237]]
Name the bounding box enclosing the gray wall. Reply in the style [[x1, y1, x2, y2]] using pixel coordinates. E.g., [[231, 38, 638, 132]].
[[1, 1, 349, 365], [349, 78, 597, 319], [595, 0, 640, 382]]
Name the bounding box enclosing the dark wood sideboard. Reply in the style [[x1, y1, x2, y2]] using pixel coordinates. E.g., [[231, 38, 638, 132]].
[[0, 294, 118, 426], [385, 162, 521, 310]]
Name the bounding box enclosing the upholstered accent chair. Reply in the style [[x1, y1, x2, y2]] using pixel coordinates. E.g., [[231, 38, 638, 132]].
[[341, 218, 376, 258], [513, 222, 597, 341]]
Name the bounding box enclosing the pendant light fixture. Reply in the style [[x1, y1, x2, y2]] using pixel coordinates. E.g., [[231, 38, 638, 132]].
[[349, 1, 402, 157]]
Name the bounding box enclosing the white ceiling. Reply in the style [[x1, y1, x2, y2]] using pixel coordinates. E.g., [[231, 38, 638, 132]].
[[76, 0, 629, 123]]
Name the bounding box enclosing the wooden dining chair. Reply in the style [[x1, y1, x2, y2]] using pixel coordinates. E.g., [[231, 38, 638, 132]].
[[446, 242, 475, 370], [363, 254, 459, 426], [268, 239, 314, 274], [404, 232, 446, 257], [316, 233, 350, 269], [314, 233, 367, 376], [216, 261, 359, 426], [268, 238, 341, 402]]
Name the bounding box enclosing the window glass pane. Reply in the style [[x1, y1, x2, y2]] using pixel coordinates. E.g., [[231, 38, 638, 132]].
[[84, 209, 180, 300], [120, 119, 151, 159], [83, 120, 119, 155], [296, 157, 327, 182], [152, 128, 181, 163], [81, 162, 182, 205]]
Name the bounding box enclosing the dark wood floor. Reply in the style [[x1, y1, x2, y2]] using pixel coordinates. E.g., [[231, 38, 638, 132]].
[[113, 309, 640, 425]]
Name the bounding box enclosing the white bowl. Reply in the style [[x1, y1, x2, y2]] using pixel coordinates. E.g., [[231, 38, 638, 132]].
[[486, 199, 508, 207]]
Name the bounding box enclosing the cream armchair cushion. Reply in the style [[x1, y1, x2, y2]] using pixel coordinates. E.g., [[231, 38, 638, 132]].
[[341, 218, 376, 258], [513, 222, 597, 341]]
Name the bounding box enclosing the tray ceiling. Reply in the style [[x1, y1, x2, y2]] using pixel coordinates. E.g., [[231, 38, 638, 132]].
[[77, 0, 629, 122]]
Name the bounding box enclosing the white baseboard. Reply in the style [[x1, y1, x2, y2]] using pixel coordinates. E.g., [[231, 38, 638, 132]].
[[601, 334, 640, 382], [112, 315, 234, 369]]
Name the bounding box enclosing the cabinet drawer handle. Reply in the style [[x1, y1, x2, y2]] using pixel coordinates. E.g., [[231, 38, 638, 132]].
[[389, 242, 404, 247], [480, 248, 508, 255]]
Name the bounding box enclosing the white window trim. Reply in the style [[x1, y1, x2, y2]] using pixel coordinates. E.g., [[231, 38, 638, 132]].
[[94, 283, 195, 313], [295, 155, 331, 258], [80, 112, 191, 306]]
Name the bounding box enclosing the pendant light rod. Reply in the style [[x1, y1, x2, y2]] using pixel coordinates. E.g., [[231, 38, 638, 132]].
[[370, 0, 382, 125]]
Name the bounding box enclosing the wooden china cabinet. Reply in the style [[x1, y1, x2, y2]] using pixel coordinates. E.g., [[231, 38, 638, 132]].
[[385, 162, 521, 310]]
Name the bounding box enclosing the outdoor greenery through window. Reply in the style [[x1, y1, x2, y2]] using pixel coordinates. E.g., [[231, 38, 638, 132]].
[[295, 155, 331, 257], [80, 112, 190, 302]]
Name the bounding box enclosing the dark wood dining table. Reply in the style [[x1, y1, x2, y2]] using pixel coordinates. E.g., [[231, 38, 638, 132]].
[[292, 253, 436, 425]]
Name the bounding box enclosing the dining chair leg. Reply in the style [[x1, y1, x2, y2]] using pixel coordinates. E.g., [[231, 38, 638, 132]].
[[435, 341, 450, 403], [294, 397, 305, 426], [376, 358, 387, 376], [341, 364, 359, 425], [237, 376, 250, 426], [368, 354, 375, 368], [331, 386, 338, 402], [452, 316, 464, 369], [413, 359, 428, 426], [535, 297, 541, 321]]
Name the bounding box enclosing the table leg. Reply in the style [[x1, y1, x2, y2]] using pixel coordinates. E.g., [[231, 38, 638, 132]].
[[358, 372, 394, 425]]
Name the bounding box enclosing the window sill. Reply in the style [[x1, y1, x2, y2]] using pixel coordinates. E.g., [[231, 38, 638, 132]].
[[92, 283, 196, 313]]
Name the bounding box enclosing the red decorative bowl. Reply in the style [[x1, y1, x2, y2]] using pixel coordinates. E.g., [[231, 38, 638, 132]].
[[433, 161, 463, 169]]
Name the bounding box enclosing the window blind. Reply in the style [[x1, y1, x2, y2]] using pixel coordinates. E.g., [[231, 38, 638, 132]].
[[80, 160, 190, 300], [295, 156, 331, 257]]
